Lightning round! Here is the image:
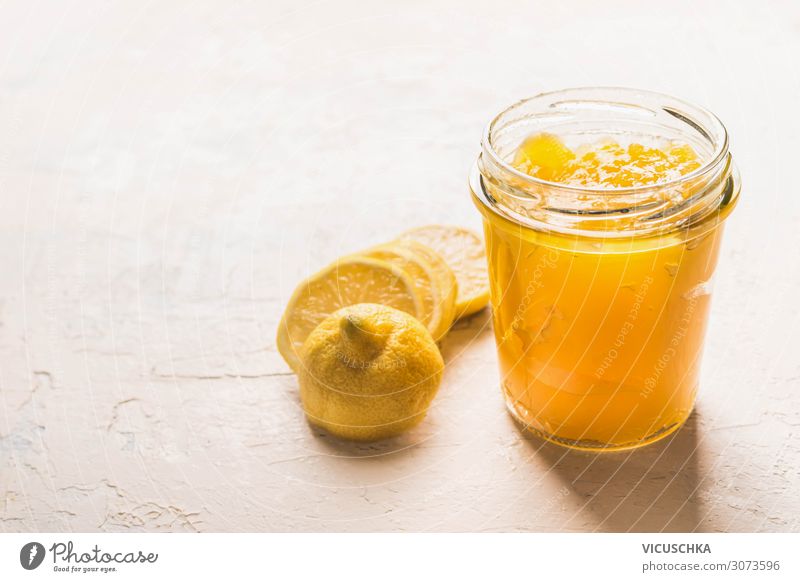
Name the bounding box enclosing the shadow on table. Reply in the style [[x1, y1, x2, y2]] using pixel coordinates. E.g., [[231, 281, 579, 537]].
[[307, 426, 431, 459], [523, 411, 705, 532], [438, 308, 494, 365]]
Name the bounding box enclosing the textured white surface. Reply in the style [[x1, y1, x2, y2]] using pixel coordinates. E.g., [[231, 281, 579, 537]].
[[1, 0, 799, 532]]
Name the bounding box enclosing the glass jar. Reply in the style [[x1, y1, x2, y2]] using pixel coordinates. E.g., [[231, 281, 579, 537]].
[[470, 88, 740, 451]]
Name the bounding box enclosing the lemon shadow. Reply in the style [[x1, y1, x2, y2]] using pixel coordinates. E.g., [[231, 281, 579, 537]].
[[438, 308, 494, 365], [306, 423, 439, 459]]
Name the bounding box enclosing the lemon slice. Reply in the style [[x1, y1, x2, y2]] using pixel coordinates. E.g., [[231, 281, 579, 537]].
[[276, 257, 423, 371], [391, 239, 458, 337], [355, 242, 456, 340], [399, 225, 489, 318]]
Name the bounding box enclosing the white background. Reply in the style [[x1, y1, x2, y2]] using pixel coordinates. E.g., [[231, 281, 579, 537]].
[[0, 0, 798, 532]]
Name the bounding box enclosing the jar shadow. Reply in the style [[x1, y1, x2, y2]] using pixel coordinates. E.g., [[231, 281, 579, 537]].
[[521, 410, 704, 532]]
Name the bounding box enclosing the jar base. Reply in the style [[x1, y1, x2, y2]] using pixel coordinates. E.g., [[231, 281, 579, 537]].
[[503, 397, 692, 452]]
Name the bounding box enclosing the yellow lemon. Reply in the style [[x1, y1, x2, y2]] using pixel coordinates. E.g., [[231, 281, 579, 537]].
[[399, 225, 490, 318], [354, 241, 456, 340], [276, 257, 423, 371], [299, 303, 444, 441]]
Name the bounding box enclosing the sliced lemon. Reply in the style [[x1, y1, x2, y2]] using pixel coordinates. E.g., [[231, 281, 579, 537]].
[[398, 225, 490, 319], [276, 257, 423, 371], [390, 239, 458, 337], [354, 242, 455, 340]]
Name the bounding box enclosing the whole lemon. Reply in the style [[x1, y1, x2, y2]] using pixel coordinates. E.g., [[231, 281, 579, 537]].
[[298, 303, 444, 441]]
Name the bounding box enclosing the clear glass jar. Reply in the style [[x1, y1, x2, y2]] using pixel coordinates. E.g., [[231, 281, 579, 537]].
[[470, 88, 740, 451]]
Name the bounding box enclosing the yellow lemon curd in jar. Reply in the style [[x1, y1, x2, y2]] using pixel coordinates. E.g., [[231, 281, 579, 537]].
[[485, 133, 722, 450]]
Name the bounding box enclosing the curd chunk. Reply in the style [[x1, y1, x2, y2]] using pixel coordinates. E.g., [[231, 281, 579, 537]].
[[513, 133, 702, 188]]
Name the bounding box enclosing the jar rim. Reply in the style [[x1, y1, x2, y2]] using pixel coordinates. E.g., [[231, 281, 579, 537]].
[[481, 86, 730, 195]]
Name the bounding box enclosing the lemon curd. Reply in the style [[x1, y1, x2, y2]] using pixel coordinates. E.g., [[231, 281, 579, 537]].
[[471, 88, 740, 450]]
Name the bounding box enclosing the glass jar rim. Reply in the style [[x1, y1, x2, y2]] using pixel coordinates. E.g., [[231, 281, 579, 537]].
[[481, 86, 730, 195]]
